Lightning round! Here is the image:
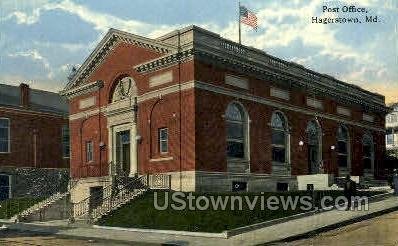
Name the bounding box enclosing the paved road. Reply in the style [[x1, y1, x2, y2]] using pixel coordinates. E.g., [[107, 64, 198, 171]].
[[0, 229, 156, 246], [283, 211, 398, 246]]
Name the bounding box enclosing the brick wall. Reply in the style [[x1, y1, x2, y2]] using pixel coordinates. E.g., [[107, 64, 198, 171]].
[[0, 108, 69, 169]]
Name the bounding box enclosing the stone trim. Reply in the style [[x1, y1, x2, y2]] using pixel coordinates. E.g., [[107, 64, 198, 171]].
[[363, 113, 374, 122], [270, 87, 290, 100], [149, 71, 173, 88], [337, 106, 351, 117], [225, 74, 249, 90], [67, 80, 385, 132], [79, 96, 96, 109], [149, 157, 174, 162], [306, 97, 323, 110], [194, 81, 385, 132]]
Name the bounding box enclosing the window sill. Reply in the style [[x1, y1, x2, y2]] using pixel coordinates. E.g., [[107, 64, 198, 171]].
[[0, 152, 10, 154], [272, 162, 289, 166], [227, 158, 249, 162], [150, 156, 173, 162]]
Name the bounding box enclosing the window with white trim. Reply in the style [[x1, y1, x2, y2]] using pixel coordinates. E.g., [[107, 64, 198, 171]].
[[225, 103, 247, 159], [271, 112, 288, 163], [337, 125, 349, 168], [86, 141, 93, 162], [62, 125, 70, 158], [159, 128, 168, 154], [0, 118, 10, 153]]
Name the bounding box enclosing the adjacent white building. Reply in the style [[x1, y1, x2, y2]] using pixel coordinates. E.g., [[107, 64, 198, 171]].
[[386, 103, 398, 153]]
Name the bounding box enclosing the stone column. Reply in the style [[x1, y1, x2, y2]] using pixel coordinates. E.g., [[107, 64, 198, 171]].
[[107, 125, 114, 176], [129, 123, 138, 176]]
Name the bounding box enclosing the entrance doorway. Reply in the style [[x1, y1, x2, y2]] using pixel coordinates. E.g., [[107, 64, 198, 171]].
[[0, 174, 10, 201], [307, 120, 322, 174], [89, 186, 103, 212], [115, 130, 130, 176]]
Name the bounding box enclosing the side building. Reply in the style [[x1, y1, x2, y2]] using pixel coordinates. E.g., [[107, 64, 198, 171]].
[[0, 83, 70, 200], [61, 26, 389, 202], [386, 103, 398, 163]]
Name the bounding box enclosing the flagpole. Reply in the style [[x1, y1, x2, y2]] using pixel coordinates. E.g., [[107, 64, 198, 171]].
[[238, 1, 241, 44]]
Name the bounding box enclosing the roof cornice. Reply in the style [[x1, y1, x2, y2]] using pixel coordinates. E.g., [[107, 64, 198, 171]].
[[64, 28, 177, 91], [60, 80, 104, 100]]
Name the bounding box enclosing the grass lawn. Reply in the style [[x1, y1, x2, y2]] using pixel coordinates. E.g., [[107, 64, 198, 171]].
[[0, 197, 44, 219], [97, 190, 382, 233]]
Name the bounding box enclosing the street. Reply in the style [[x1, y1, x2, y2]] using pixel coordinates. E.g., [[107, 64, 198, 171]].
[[283, 211, 398, 246], [0, 211, 397, 245]]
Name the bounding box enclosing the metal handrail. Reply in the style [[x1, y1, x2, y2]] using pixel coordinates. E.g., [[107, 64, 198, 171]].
[[70, 169, 148, 220]]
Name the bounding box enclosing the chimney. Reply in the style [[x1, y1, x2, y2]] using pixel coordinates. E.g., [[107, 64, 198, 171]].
[[20, 83, 30, 108]]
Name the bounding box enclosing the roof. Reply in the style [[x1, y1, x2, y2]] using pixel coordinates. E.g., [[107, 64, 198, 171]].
[[62, 25, 388, 113], [0, 83, 68, 115]]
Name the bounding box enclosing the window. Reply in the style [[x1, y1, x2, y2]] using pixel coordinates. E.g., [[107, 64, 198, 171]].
[[363, 134, 374, 170], [225, 103, 247, 159], [62, 126, 70, 158], [86, 141, 93, 162], [159, 128, 168, 153], [0, 119, 10, 153], [337, 125, 349, 168], [271, 112, 288, 163], [386, 134, 394, 145]]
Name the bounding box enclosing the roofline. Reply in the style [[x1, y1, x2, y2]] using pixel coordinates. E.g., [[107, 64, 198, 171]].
[[64, 28, 177, 91]]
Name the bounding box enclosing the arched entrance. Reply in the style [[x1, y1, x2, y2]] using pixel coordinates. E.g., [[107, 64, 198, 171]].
[[306, 120, 322, 174], [106, 76, 138, 177]]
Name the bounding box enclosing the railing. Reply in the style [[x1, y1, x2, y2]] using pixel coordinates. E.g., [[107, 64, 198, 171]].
[[90, 175, 148, 222], [70, 161, 172, 222], [70, 172, 149, 221]]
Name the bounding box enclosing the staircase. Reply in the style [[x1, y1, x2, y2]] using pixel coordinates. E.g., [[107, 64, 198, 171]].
[[11, 191, 70, 222], [71, 175, 149, 224], [90, 188, 146, 222]]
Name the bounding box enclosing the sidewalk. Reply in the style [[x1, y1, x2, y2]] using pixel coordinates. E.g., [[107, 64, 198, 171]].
[[2, 195, 398, 246]]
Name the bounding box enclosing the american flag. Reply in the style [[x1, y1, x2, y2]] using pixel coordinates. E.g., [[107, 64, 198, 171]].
[[240, 6, 258, 30]]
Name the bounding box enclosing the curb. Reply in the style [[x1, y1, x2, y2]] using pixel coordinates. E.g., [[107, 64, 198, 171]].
[[224, 191, 393, 238], [93, 225, 228, 238], [266, 204, 398, 245]]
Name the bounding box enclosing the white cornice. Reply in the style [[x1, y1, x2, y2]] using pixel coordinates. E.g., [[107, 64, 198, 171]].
[[60, 80, 104, 100]]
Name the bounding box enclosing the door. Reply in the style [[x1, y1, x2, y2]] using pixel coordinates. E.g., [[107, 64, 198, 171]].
[[115, 130, 130, 176], [308, 145, 318, 174], [89, 186, 103, 212], [0, 174, 10, 201]]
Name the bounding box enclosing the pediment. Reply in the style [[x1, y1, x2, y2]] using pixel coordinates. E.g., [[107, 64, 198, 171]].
[[64, 29, 177, 91]]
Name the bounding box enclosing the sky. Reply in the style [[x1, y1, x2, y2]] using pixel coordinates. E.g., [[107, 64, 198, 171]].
[[0, 0, 397, 104]]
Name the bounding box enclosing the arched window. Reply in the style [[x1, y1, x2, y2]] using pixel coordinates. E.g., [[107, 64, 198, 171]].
[[307, 120, 322, 174], [226, 103, 247, 159], [111, 77, 137, 102], [337, 125, 349, 168], [363, 134, 374, 170], [271, 112, 288, 163]]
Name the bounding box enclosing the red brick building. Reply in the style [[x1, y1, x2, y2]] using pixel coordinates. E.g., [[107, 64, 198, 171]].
[[61, 26, 389, 200], [0, 83, 70, 200]]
